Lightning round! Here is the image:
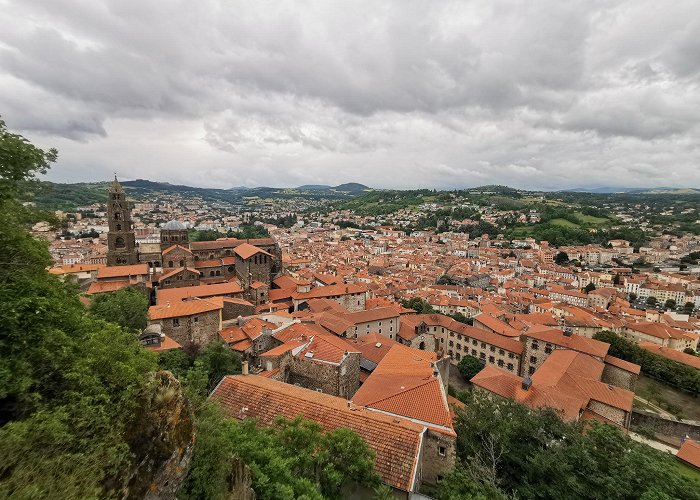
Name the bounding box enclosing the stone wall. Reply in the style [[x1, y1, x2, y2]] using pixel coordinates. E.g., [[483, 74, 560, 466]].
[[222, 300, 256, 321], [587, 400, 627, 427], [287, 352, 361, 399], [601, 364, 638, 391], [420, 430, 456, 486], [160, 310, 220, 347], [631, 409, 700, 445]]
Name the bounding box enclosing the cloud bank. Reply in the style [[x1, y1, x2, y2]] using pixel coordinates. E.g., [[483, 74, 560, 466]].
[[1, 0, 699, 189]]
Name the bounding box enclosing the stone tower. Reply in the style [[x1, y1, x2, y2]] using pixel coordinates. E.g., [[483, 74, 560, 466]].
[[106, 176, 138, 266]]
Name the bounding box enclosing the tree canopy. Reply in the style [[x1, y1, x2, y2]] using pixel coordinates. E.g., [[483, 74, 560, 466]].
[[0, 118, 159, 497], [88, 286, 149, 332], [437, 391, 700, 499]]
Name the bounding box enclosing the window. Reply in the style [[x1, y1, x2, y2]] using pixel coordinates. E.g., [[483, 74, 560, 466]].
[[471, 349, 477, 356], [177, 275, 183, 281], [116, 224, 122, 231], [179, 260, 185, 267], [115, 236, 125, 248], [545, 346, 553, 354], [456, 343, 461, 350], [490, 346, 495, 352], [172, 318, 180, 327], [499, 349, 505, 356], [528, 366, 536, 375], [168, 261, 174, 268], [507, 363, 514, 371], [498, 359, 504, 367], [438, 446, 446, 457], [508, 352, 514, 359], [449, 341, 454, 347], [489, 356, 495, 363], [472, 339, 477, 346], [479, 352, 486, 359], [193, 316, 198, 323], [481, 342, 486, 348], [450, 332, 455, 337], [530, 356, 537, 363], [531, 342, 539, 350], [455, 353, 461, 361]]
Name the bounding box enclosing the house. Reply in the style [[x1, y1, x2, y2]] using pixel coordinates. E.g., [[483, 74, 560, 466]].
[[148, 299, 223, 346], [472, 349, 636, 430], [211, 375, 446, 497]]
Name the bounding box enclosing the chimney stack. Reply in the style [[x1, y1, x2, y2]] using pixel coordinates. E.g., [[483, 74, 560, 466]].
[[522, 377, 532, 391], [241, 361, 249, 375], [237, 315, 244, 327]]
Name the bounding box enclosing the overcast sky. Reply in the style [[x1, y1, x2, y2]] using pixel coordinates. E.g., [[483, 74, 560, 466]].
[[1, 1, 699, 190]]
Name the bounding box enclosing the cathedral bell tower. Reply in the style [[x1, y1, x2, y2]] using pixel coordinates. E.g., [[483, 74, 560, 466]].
[[106, 176, 138, 266]]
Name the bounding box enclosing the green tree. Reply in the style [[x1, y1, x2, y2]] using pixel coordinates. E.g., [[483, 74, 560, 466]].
[[0, 118, 158, 497], [89, 286, 149, 332], [438, 391, 700, 500], [629, 292, 638, 302], [457, 355, 484, 381], [584, 282, 596, 293], [646, 296, 658, 306], [554, 251, 569, 264], [198, 342, 242, 391], [684, 348, 698, 356], [683, 301, 695, 314], [400, 297, 436, 314], [665, 299, 677, 310]]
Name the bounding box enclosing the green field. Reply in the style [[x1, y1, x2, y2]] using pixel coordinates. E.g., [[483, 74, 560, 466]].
[[574, 211, 609, 225], [550, 218, 580, 228], [636, 375, 700, 421]]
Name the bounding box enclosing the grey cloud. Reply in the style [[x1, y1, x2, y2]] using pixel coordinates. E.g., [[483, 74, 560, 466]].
[[1, 0, 699, 189]]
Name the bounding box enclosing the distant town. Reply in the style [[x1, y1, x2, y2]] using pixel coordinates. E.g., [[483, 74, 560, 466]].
[[35, 177, 700, 495]]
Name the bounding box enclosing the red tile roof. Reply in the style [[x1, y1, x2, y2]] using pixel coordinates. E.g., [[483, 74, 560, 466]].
[[97, 264, 149, 279], [677, 439, 700, 469], [149, 299, 222, 320], [524, 329, 610, 359], [639, 342, 700, 369], [87, 280, 130, 294], [234, 242, 273, 260], [353, 345, 454, 433], [211, 375, 424, 492]]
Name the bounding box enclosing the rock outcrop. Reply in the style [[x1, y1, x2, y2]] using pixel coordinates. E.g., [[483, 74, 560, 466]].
[[122, 371, 196, 499]]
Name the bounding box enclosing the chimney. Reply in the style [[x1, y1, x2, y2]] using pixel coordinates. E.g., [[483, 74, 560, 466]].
[[522, 377, 532, 391], [563, 327, 573, 337], [237, 315, 244, 327], [241, 361, 249, 375]]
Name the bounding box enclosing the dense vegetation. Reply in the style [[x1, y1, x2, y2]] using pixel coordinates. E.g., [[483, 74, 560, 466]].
[[0, 118, 158, 497], [457, 355, 484, 381], [437, 391, 700, 499], [88, 287, 149, 332], [594, 331, 700, 395], [188, 224, 270, 241]]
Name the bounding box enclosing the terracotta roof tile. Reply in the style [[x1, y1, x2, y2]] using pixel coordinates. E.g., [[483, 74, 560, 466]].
[[211, 375, 424, 492]]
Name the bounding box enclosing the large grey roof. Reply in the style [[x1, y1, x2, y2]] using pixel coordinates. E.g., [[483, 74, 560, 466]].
[[162, 220, 186, 230]]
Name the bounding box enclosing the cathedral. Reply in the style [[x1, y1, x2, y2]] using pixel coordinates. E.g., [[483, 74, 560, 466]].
[[105, 178, 280, 297]]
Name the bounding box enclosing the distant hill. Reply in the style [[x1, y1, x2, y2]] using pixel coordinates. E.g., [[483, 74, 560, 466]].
[[333, 183, 371, 193], [563, 186, 700, 195]]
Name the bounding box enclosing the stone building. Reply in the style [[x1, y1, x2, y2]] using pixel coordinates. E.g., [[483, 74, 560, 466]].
[[106, 177, 138, 266], [160, 220, 189, 251], [148, 300, 223, 347]]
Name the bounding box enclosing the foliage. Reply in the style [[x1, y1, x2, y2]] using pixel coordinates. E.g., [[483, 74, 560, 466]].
[[437, 391, 700, 500], [594, 331, 700, 395], [400, 297, 436, 314], [0, 119, 158, 497], [457, 356, 484, 381], [665, 299, 677, 309], [88, 286, 149, 332], [180, 410, 383, 500], [157, 342, 241, 392], [584, 282, 596, 293], [646, 296, 658, 305], [188, 224, 269, 242], [448, 312, 473, 326], [554, 251, 569, 265]]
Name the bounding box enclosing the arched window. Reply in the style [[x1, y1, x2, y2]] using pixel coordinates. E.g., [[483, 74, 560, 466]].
[[209, 254, 214, 260], [155, 261, 161, 267], [215, 270, 221, 276], [116, 224, 122, 231], [179, 260, 185, 267], [227, 266, 234, 273], [115, 237, 125, 248], [168, 261, 174, 268], [209, 271, 215, 277], [162, 236, 167, 242], [114, 212, 122, 221]]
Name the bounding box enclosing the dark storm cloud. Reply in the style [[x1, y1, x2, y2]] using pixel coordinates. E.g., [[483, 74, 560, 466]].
[[0, 0, 699, 188]]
